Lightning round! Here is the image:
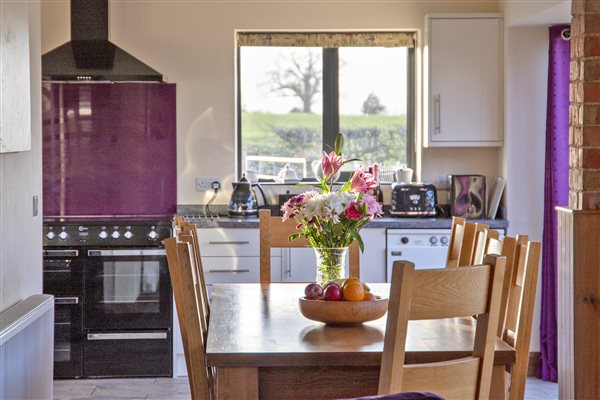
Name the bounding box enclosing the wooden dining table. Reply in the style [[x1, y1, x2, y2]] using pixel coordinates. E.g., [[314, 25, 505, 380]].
[[205, 283, 515, 400]]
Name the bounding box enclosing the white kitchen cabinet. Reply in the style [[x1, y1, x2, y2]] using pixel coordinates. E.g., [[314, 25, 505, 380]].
[[281, 229, 387, 283], [425, 14, 503, 147], [359, 229, 387, 283]]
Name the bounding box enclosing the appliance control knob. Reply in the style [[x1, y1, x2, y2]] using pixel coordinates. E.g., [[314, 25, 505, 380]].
[[441, 236, 449, 245], [46, 231, 56, 240], [124, 231, 134, 239], [58, 231, 69, 240], [78, 226, 88, 232], [430, 236, 438, 245], [148, 230, 159, 240], [401, 237, 409, 244], [98, 230, 108, 240], [111, 231, 121, 239]]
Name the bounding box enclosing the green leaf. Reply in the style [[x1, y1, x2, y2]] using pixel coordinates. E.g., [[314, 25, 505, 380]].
[[340, 158, 361, 166], [339, 180, 352, 192], [334, 133, 344, 155], [350, 232, 365, 253], [288, 233, 301, 242], [356, 192, 363, 202]]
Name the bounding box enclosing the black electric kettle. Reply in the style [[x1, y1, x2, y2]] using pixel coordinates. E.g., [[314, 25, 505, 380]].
[[228, 174, 268, 217]]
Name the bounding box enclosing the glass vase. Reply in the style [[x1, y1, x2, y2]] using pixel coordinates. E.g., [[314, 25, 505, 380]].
[[314, 247, 347, 284]]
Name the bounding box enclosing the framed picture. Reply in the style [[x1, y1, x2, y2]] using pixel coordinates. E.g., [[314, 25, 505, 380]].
[[450, 175, 486, 218]]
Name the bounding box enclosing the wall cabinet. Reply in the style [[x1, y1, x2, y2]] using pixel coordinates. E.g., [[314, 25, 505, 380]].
[[425, 14, 503, 147]]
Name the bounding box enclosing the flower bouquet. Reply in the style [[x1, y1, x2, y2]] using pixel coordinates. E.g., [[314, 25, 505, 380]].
[[281, 133, 383, 283]]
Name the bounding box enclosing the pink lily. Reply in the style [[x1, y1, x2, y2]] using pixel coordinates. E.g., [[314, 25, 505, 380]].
[[350, 166, 378, 194], [321, 151, 343, 181]]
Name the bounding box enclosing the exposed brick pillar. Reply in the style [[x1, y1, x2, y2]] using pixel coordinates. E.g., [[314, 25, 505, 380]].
[[570, 0, 600, 209]]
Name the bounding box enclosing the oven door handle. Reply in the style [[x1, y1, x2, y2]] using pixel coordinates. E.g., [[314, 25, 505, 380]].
[[43, 250, 79, 257], [87, 249, 166, 257], [390, 251, 403, 257], [55, 296, 79, 305], [87, 332, 167, 340]]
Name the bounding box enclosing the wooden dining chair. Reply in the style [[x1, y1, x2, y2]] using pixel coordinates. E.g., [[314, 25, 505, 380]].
[[379, 255, 506, 399], [502, 240, 541, 400], [446, 217, 466, 267], [259, 209, 360, 283], [166, 234, 215, 400]]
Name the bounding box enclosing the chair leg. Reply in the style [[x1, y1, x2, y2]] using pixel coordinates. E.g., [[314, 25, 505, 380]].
[[490, 364, 508, 399]]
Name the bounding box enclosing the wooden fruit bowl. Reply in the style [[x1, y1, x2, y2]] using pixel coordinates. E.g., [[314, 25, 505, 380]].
[[298, 297, 389, 326]]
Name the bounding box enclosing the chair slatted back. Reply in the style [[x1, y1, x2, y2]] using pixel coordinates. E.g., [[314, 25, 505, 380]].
[[458, 222, 489, 267], [506, 241, 541, 400], [446, 217, 466, 267], [181, 224, 210, 323], [259, 209, 360, 283], [379, 255, 506, 399]]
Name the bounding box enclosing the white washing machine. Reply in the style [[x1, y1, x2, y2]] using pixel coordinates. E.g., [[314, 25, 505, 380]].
[[386, 229, 451, 282]]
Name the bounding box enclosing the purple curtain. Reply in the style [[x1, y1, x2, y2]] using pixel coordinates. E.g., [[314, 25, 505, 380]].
[[539, 24, 570, 382]]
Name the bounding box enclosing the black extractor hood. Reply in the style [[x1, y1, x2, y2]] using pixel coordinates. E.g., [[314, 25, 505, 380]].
[[42, 0, 162, 81]]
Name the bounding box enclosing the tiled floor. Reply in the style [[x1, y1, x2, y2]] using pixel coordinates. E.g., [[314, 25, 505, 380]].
[[54, 377, 557, 400]]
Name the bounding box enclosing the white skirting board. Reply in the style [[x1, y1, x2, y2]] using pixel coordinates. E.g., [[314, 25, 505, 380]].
[[0, 294, 54, 400]]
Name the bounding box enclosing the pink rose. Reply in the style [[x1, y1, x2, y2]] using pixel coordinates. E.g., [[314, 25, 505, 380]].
[[321, 151, 343, 180], [281, 194, 306, 221], [345, 202, 363, 221], [350, 166, 377, 193]]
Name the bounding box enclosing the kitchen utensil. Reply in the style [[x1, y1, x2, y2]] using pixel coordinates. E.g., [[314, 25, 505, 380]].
[[245, 169, 258, 183], [390, 182, 437, 217], [228, 174, 268, 217], [396, 165, 414, 183], [450, 175, 486, 218]]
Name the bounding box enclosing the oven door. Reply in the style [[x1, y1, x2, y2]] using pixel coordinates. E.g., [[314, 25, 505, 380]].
[[53, 296, 83, 378], [43, 249, 83, 295], [84, 248, 172, 330]]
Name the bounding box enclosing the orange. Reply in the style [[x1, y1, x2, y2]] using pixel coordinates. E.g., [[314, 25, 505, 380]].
[[363, 292, 376, 301], [343, 281, 365, 301], [342, 277, 361, 289]]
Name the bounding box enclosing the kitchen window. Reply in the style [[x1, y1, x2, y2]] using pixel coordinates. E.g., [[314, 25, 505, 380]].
[[237, 31, 416, 180]]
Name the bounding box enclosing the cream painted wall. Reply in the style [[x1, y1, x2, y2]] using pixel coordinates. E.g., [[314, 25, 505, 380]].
[[504, 26, 550, 353], [0, 2, 43, 313], [41, 0, 501, 205]]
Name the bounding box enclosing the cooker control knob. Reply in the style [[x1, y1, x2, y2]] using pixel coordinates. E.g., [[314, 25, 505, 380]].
[[58, 231, 69, 240], [148, 230, 159, 240], [124, 231, 134, 239], [401, 237, 409, 244], [440, 236, 449, 245], [429, 236, 438, 245], [111, 231, 121, 239], [98, 230, 108, 240], [46, 231, 56, 240]]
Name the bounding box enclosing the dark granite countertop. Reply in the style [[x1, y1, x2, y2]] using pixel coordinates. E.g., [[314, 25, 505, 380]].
[[181, 215, 509, 230]]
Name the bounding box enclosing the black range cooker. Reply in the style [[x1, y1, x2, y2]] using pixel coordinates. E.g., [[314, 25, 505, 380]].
[[43, 219, 172, 378]]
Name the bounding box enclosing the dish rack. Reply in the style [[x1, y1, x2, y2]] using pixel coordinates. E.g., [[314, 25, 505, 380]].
[[379, 168, 397, 184]]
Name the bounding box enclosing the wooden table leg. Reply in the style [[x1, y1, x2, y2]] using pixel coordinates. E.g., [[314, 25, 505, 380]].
[[490, 364, 508, 399], [216, 367, 258, 400]]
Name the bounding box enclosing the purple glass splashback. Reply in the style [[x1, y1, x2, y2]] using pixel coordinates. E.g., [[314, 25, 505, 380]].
[[42, 82, 176, 217]]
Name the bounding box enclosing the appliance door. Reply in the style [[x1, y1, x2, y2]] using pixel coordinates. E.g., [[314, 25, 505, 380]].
[[53, 296, 83, 378], [386, 246, 449, 282], [84, 330, 171, 378], [43, 249, 83, 295], [84, 248, 171, 330]]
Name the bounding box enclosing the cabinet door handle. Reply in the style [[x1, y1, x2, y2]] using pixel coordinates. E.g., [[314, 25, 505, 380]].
[[391, 251, 403, 256], [434, 94, 441, 134], [208, 269, 251, 273], [208, 241, 250, 245]]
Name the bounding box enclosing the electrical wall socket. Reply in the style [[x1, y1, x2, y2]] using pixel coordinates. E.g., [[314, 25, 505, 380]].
[[196, 176, 222, 192]]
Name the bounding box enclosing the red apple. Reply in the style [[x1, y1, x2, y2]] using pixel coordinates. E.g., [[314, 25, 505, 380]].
[[323, 285, 343, 301], [304, 283, 323, 300], [322, 281, 340, 291]]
